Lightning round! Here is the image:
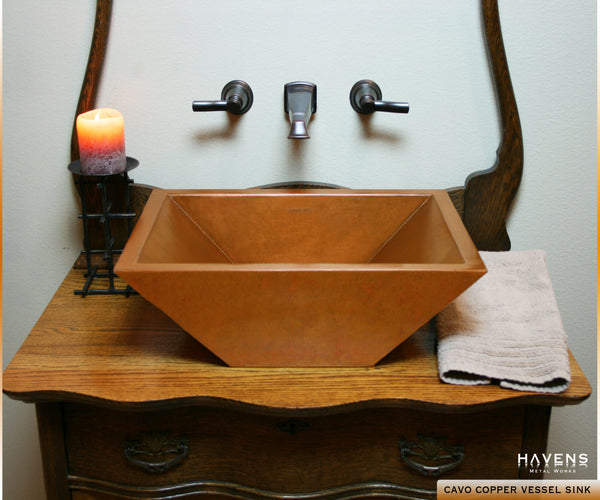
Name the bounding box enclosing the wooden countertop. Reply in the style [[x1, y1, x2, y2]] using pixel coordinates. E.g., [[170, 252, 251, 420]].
[[3, 267, 591, 415]]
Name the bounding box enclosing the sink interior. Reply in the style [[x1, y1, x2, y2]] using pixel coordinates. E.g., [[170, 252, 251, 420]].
[[137, 191, 466, 266]]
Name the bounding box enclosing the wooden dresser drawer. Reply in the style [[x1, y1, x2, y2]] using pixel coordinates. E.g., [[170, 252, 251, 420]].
[[63, 402, 524, 499]]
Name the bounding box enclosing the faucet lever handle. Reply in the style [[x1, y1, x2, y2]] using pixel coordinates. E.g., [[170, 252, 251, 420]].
[[350, 80, 409, 114], [372, 100, 410, 114], [192, 80, 253, 115]]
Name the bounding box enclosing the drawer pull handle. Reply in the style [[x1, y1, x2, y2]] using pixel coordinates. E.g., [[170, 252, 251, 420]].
[[399, 435, 464, 477], [123, 433, 189, 474]]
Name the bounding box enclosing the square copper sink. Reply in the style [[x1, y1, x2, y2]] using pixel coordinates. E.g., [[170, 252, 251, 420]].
[[115, 189, 486, 367]]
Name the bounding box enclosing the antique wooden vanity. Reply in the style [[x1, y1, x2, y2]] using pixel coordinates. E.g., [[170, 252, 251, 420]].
[[3, 1, 591, 499]]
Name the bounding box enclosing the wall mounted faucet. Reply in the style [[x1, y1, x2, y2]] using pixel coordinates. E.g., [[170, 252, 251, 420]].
[[192, 80, 253, 114], [284, 82, 317, 139], [349, 80, 409, 114]]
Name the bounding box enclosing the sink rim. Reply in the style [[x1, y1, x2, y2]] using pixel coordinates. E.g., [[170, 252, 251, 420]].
[[116, 188, 484, 273]]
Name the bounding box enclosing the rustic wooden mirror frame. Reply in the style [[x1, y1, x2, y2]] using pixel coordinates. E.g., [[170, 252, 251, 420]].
[[70, 0, 522, 254]]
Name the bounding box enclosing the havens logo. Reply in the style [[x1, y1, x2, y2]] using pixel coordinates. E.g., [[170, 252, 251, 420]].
[[518, 453, 588, 475]]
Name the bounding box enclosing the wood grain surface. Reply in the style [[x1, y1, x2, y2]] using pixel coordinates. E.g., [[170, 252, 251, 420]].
[[3, 268, 591, 414]]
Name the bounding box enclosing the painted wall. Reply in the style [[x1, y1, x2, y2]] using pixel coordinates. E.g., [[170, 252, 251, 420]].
[[3, 0, 596, 497]]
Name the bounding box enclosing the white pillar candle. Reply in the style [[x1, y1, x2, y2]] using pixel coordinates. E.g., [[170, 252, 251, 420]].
[[76, 108, 126, 175]]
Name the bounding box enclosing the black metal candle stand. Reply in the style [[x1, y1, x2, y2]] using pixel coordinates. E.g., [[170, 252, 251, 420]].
[[68, 157, 139, 297]]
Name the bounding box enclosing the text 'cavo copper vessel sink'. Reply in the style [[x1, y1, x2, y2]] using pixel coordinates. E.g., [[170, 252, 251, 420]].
[[115, 189, 486, 367]]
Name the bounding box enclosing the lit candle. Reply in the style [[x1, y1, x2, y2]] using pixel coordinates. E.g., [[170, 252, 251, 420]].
[[76, 108, 126, 175]]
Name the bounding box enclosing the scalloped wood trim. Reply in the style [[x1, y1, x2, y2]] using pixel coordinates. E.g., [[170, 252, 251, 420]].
[[69, 476, 436, 500]]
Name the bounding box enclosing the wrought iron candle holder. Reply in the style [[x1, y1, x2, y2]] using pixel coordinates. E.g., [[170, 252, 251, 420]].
[[68, 157, 139, 296]]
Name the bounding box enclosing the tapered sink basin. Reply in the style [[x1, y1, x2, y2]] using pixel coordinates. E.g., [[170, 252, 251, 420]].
[[115, 189, 486, 367]]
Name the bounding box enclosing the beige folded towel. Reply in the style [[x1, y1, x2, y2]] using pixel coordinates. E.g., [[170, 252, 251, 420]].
[[436, 250, 570, 393]]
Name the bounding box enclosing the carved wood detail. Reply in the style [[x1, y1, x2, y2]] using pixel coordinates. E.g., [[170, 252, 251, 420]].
[[68, 477, 436, 500], [462, 0, 524, 251]]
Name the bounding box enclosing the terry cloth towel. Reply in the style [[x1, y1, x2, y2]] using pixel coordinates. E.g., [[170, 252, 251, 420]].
[[436, 250, 571, 393]]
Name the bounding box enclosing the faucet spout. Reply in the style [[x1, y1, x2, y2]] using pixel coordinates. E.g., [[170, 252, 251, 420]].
[[289, 120, 309, 139], [284, 82, 317, 139]]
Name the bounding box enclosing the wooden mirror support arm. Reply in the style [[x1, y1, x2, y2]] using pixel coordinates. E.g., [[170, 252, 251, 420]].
[[462, 0, 524, 251], [70, 0, 113, 162]]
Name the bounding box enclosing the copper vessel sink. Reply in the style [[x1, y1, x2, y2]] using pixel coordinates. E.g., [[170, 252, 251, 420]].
[[115, 189, 486, 367]]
